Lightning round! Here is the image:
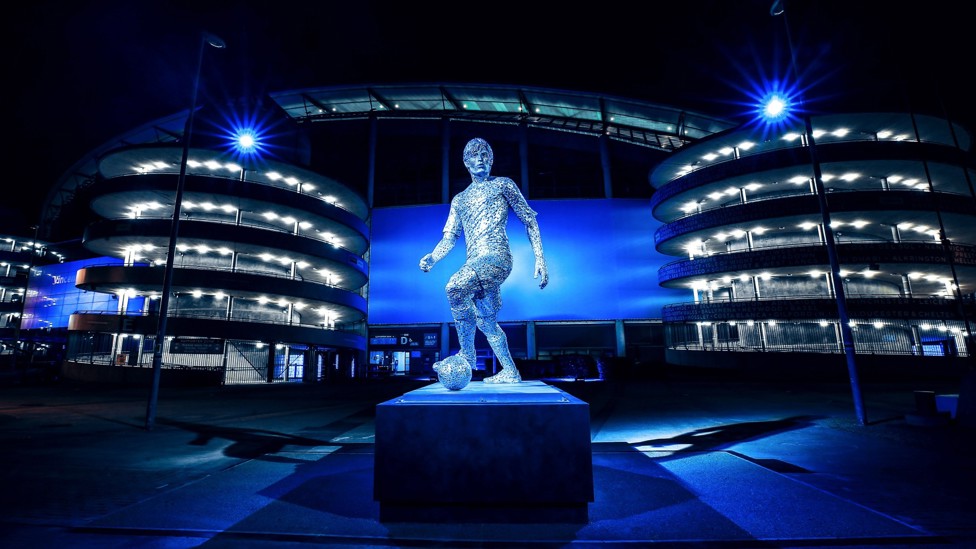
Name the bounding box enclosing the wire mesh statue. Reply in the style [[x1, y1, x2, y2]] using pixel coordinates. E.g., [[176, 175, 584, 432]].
[[420, 138, 548, 386]]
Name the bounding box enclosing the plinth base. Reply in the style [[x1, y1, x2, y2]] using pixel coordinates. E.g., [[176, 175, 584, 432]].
[[374, 380, 593, 523]]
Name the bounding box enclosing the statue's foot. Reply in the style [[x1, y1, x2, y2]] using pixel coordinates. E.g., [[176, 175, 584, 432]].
[[433, 354, 473, 372], [483, 368, 521, 384]]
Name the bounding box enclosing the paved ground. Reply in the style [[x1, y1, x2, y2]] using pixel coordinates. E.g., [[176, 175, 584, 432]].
[[0, 369, 974, 548]]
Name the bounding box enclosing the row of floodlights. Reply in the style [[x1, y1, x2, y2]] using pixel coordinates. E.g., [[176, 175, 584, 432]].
[[314, 101, 620, 119], [2, 238, 66, 261], [689, 270, 956, 289], [316, 103, 530, 113], [131, 157, 341, 205], [125, 201, 343, 245], [313, 102, 652, 137], [119, 244, 340, 284], [684, 221, 942, 257], [685, 219, 940, 254], [114, 288, 341, 320], [115, 337, 328, 347], [678, 127, 914, 176], [111, 332, 249, 343], [679, 173, 930, 213], [696, 319, 963, 332]]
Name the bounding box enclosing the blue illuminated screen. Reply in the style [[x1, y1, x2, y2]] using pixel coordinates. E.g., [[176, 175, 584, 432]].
[[22, 258, 146, 330], [367, 199, 682, 324]]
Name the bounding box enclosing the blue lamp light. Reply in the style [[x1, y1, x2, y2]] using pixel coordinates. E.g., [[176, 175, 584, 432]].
[[234, 128, 259, 154], [760, 91, 789, 122], [229, 123, 270, 158], [218, 108, 275, 161], [752, 84, 801, 130]]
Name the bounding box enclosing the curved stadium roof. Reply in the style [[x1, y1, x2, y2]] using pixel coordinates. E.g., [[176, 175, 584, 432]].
[[41, 83, 737, 240]]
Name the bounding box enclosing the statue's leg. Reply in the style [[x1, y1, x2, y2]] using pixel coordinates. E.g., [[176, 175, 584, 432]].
[[435, 266, 479, 370], [476, 288, 521, 384], [451, 304, 477, 369]]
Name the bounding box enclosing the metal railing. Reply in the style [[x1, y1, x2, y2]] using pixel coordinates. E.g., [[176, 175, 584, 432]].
[[665, 319, 971, 357]]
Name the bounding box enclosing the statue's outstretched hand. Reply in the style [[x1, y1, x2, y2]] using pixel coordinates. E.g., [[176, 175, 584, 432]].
[[419, 253, 436, 272], [534, 258, 549, 289]]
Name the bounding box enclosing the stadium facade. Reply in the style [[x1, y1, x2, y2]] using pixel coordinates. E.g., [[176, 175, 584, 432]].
[[7, 84, 972, 384]]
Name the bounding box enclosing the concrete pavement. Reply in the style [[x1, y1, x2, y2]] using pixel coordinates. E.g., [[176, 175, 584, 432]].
[[0, 371, 973, 547]]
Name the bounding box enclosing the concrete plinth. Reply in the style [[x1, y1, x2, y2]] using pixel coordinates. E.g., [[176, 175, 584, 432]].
[[374, 380, 593, 523]]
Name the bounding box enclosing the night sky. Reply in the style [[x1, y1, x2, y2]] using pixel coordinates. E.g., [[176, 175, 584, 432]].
[[6, 0, 974, 231]]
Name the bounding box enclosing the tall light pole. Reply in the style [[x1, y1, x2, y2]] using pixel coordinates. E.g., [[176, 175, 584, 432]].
[[145, 31, 226, 431], [770, 0, 866, 425]]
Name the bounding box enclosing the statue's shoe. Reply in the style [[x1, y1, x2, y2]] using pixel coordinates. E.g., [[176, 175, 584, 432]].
[[432, 354, 474, 372], [483, 368, 521, 384]]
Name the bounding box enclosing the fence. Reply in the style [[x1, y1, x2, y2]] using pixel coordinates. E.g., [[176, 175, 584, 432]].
[[666, 319, 971, 357]]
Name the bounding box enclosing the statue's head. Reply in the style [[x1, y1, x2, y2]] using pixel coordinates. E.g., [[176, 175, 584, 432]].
[[462, 137, 493, 177]]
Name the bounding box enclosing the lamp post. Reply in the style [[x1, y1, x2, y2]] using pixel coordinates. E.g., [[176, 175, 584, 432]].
[[770, 0, 866, 425], [145, 31, 226, 431]]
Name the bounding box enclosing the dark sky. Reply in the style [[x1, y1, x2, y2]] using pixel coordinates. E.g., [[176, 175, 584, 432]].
[[6, 1, 974, 231]]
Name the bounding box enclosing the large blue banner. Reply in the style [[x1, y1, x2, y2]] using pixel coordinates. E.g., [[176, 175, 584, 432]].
[[367, 198, 683, 324]]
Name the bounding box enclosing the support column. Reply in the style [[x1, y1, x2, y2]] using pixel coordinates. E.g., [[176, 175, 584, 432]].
[[440, 322, 450, 361], [266, 342, 276, 383], [599, 134, 612, 198], [221, 340, 229, 383], [527, 321, 537, 360], [519, 119, 530, 197], [368, 113, 378, 208], [283, 345, 291, 381], [615, 319, 625, 358], [111, 333, 121, 365], [441, 117, 451, 204], [129, 335, 141, 367]]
